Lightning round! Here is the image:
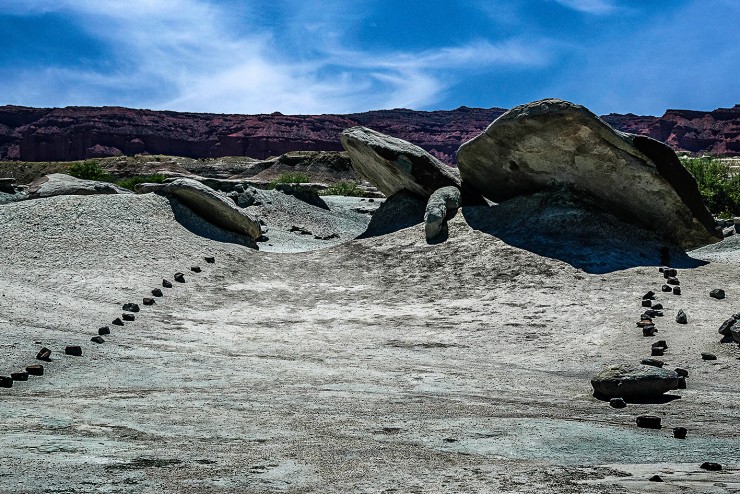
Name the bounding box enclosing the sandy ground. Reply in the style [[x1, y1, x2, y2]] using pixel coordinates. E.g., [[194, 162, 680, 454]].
[[0, 193, 739, 493]]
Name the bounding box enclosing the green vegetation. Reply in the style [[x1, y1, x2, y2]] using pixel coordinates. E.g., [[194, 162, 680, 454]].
[[268, 172, 312, 189], [115, 174, 166, 190], [320, 180, 365, 197], [67, 160, 112, 181], [681, 156, 740, 217]]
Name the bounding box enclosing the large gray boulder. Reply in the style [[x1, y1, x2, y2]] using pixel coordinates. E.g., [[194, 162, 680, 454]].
[[457, 99, 721, 250], [26, 173, 132, 199], [136, 178, 261, 239], [591, 363, 679, 399], [340, 126, 461, 199], [425, 186, 461, 241]]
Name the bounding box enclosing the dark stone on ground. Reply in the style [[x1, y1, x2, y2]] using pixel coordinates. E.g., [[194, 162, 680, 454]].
[[643, 290, 655, 300], [665, 268, 678, 277], [174, 273, 185, 283], [205, 256, 215, 263], [652, 340, 668, 349], [0, 376, 12, 388], [143, 297, 155, 305], [710, 289, 726, 300], [163, 279, 173, 288], [641, 358, 664, 367], [122, 303, 140, 313], [675, 368, 689, 377], [677, 376, 687, 389], [636, 415, 662, 429], [591, 364, 678, 398], [122, 313, 135, 321], [91, 336, 105, 344], [637, 319, 653, 328], [676, 309, 688, 324], [642, 299, 652, 307], [609, 398, 626, 408], [652, 303, 663, 310], [701, 352, 717, 360], [673, 286, 681, 295], [662, 284, 672, 292], [651, 347, 665, 357], [649, 475, 664, 482], [667, 277, 680, 285], [643, 326, 657, 336], [718, 318, 736, 336], [700, 462, 722, 471], [99, 326, 110, 335], [191, 266, 202, 273], [26, 365, 44, 376], [65, 346, 82, 356], [11, 371, 28, 381], [152, 288, 163, 297], [112, 318, 124, 326], [36, 347, 51, 361]]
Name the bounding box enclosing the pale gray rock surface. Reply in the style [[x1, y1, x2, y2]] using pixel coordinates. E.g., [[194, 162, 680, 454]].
[[136, 178, 261, 239], [341, 126, 461, 198], [425, 186, 462, 241], [591, 363, 679, 398], [457, 99, 721, 250], [26, 173, 132, 199]]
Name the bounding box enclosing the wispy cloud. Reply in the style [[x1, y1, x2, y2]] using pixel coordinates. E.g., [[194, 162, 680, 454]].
[[0, 0, 554, 113], [552, 0, 617, 14]]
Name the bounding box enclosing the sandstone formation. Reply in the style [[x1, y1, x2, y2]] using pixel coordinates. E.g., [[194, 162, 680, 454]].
[[26, 173, 131, 199], [591, 363, 679, 399], [341, 126, 461, 199], [136, 178, 261, 240], [424, 186, 461, 240], [457, 99, 721, 250]]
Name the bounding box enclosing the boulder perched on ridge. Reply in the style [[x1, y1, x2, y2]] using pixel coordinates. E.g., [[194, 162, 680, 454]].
[[136, 178, 261, 239], [457, 99, 721, 249], [27, 173, 131, 199], [591, 363, 679, 399], [425, 186, 462, 240], [340, 126, 461, 199]]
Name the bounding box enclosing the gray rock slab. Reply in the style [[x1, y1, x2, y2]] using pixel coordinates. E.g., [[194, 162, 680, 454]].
[[26, 173, 132, 199], [457, 99, 721, 250], [591, 363, 679, 399]]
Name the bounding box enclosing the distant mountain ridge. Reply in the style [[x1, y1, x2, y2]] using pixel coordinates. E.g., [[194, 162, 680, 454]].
[[1, 103, 738, 163]]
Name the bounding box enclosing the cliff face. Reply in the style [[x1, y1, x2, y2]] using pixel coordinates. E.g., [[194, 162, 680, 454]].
[[1, 104, 737, 164]]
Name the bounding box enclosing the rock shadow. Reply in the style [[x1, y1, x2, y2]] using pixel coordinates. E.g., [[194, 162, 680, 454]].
[[358, 190, 426, 239], [593, 392, 682, 404], [462, 189, 709, 274], [168, 196, 257, 248]]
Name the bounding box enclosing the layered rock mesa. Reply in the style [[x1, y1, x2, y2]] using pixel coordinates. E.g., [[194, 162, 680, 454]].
[[0, 104, 738, 163]]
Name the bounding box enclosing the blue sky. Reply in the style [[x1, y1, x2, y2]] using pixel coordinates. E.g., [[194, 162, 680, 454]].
[[0, 0, 738, 115]]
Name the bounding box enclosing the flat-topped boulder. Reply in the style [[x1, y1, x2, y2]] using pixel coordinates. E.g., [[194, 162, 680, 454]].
[[26, 173, 132, 199], [591, 363, 679, 399], [457, 99, 721, 249], [136, 178, 261, 239], [340, 126, 461, 199]]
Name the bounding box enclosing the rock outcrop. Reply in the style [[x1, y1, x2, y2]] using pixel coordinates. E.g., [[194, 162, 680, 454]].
[[457, 99, 721, 249], [424, 186, 461, 240], [591, 363, 679, 399], [26, 173, 131, 199], [341, 126, 462, 199], [136, 178, 261, 239]]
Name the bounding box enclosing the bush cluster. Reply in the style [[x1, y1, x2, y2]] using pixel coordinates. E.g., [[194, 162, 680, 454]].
[[268, 172, 312, 189], [320, 181, 365, 197], [681, 156, 740, 217], [66, 160, 165, 190]]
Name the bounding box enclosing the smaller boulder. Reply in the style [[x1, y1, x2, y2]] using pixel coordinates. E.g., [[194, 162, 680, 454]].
[[65, 346, 83, 356], [112, 317, 124, 326], [700, 462, 722, 471], [0, 376, 12, 388], [26, 365, 44, 376], [609, 398, 626, 408], [11, 371, 29, 381], [636, 415, 662, 429], [673, 286, 681, 295], [151, 288, 163, 297], [424, 186, 462, 241], [91, 336, 105, 344], [591, 363, 678, 399], [163, 279, 173, 288], [661, 284, 672, 292], [204, 256, 215, 264], [174, 273, 185, 283], [36, 347, 52, 361], [709, 289, 726, 300], [701, 352, 717, 361], [98, 326, 111, 335], [122, 313, 135, 322], [143, 297, 155, 306], [26, 173, 132, 199], [676, 309, 688, 324], [122, 303, 140, 313]]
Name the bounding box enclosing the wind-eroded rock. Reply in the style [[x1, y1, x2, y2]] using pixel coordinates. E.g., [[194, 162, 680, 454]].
[[591, 363, 679, 399], [457, 99, 721, 249], [136, 178, 261, 240], [341, 126, 461, 199], [26, 173, 131, 199]]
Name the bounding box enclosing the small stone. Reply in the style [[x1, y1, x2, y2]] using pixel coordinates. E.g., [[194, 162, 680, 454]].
[[643, 291, 656, 300], [677, 376, 687, 389], [98, 326, 111, 335], [641, 358, 664, 367], [443, 438, 457, 443], [667, 277, 680, 285], [666, 268, 678, 277], [609, 398, 626, 408], [641, 299, 652, 307], [652, 303, 664, 311], [151, 288, 163, 297], [636, 415, 661, 429], [637, 319, 653, 328], [122, 303, 140, 313], [112, 318, 124, 326], [718, 318, 737, 335], [0, 376, 12, 388], [661, 284, 672, 292], [709, 289, 726, 300], [673, 286, 681, 295], [700, 462, 722, 471], [652, 340, 668, 349], [676, 309, 688, 324], [649, 475, 664, 482], [65, 346, 82, 356], [204, 256, 215, 263], [674, 367, 689, 377], [643, 326, 657, 337], [36, 347, 52, 361], [91, 336, 105, 344], [701, 352, 717, 360], [122, 313, 135, 322], [10, 371, 28, 381], [26, 365, 44, 376], [650, 310, 664, 317], [651, 347, 664, 357], [142, 297, 155, 306], [174, 272, 185, 283], [191, 266, 201, 273], [163, 279, 173, 288]]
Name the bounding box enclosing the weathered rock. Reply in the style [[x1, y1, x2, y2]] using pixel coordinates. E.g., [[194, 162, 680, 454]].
[[36, 347, 51, 361], [65, 346, 82, 356], [191, 266, 202, 273], [649, 475, 664, 482], [136, 178, 261, 239], [676, 309, 688, 324], [642, 358, 664, 367], [142, 297, 155, 306], [677, 377, 687, 389], [91, 336, 105, 344], [609, 398, 626, 408], [709, 289, 726, 300], [643, 290, 655, 300], [700, 462, 722, 471], [10, 371, 28, 381], [636, 415, 662, 429], [359, 190, 427, 238], [643, 326, 657, 337], [98, 326, 111, 335], [112, 317, 124, 326], [26, 365, 44, 376], [122, 303, 140, 313], [174, 272, 185, 283], [652, 303, 664, 310], [652, 340, 668, 349], [641, 299, 652, 308], [122, 313, 135, 322], [456, 99, 721, 249], [425, 186, 462, 241], [731, 325, 740, 344], [673, 286, 681, 295], [650, 347, 664, 357], [674, 367, 689, 377], [340, 126, 461, 199], [701, 352, 717, 360], [0, 376, 12, 388], [26, 173, 132, 199], [664, 268, 678, 278], [591, 363, 678, 398], [151, 288, 163, 297], [204, 256, 215, 264], [661, 284, 672, 292], [162, 279, 173, 288], [667, 277, 680, 286]]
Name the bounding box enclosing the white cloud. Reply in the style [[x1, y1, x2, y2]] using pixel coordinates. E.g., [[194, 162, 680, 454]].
[[553, 0, 617, 14]]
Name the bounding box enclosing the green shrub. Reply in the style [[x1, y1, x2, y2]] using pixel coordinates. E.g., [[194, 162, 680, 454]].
[[320, 180, 365, 197], [681, 156, 740, 216], [67, 160, 111, 181], [268, 172, 311, 189], [115, 174, 166, 190]]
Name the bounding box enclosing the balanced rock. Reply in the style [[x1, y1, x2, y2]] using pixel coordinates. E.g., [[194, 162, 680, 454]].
[[591, 363, 678, 398], [340, 127, 462, 199], [136, 178, 261, 239], [456, 99, 721, 249], [425, 186, 462, 240], [26, 173, 132, 199]]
